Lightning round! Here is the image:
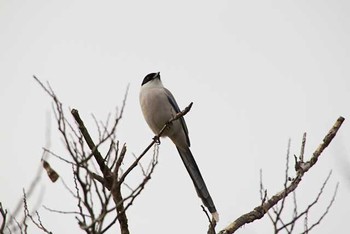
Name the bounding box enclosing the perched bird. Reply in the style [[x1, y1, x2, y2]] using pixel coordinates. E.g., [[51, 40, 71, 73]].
[[139, 72, 219, 222]]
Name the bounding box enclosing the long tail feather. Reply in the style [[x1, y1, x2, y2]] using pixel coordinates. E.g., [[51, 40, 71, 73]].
[[176, 146, 219, 221]]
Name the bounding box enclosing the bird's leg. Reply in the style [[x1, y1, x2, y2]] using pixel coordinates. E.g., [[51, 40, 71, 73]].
[[154, 121, 173, 144]]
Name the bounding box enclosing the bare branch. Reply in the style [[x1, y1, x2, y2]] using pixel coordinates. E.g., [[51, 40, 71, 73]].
[[23, 190, 52, 234], [300, 182, 339, 233], [71, 109, 114, 190], [276, 171, 333, 232], [273, 139, 291, 230], [8, 158, 43, 229], [42, 205, 91, 217], [219, 116, 345, 234], [0, 202, 7, 233], [299, 133, 307, 162]]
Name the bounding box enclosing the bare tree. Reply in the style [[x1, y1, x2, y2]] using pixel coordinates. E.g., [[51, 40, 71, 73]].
[[30, 76, 188, 234], [0, 76, 344, 234]]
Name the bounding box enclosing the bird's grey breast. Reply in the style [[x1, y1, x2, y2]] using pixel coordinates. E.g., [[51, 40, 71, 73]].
[[140, 87, 175, 135]]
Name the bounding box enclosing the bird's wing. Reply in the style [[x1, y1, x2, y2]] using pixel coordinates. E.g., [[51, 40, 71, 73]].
[[164, 88, 190, 146]]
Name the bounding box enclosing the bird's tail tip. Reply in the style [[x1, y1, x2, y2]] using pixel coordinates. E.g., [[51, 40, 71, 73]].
[[212, 212, 219, 222]]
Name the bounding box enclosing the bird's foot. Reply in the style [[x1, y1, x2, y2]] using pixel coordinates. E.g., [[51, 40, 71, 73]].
[[153, 136, 161, 144]]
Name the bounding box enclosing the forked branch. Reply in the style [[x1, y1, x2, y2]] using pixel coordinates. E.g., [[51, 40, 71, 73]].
[[218, 116, 345, 234]]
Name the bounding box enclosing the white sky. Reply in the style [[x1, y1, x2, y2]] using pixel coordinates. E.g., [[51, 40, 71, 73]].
[[1, 0, 349, 233]]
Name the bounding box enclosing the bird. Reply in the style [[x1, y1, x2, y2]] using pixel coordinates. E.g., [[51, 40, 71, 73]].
[[139, 72, 219, 222]]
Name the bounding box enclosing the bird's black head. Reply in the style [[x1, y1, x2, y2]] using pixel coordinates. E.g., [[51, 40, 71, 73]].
[[141, 72, 160, 86]]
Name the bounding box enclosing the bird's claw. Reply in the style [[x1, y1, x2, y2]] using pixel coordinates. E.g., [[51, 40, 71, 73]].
[[153, 136, 161, 144]]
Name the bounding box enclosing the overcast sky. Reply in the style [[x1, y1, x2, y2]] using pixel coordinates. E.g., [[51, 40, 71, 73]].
[[1, 1, 350, 233]]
